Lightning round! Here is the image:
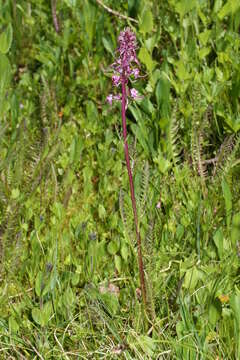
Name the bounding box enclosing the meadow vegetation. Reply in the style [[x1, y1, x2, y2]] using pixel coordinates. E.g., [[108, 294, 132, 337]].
[[1, 0, 240, 358]]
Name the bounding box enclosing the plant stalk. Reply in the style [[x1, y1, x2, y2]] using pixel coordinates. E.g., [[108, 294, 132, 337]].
[[121, 79, 147, 307]]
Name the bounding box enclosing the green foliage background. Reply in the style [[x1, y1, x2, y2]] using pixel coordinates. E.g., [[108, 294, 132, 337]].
[[0, 0, 240, 358]]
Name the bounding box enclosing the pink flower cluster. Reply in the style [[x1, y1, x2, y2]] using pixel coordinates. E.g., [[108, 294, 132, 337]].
[[107, 27, 142, 106]]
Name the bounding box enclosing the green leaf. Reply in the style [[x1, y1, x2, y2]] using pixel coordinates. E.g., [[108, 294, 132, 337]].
[[175, 0, 197, 17], [32, 307, 44, 326], [32, 302, 53, 327], [114, 255, 122, 273], [0, 53, 11, 94], [198, 30, 211, 46], [138, 47, 155, 72], [9, 316, 19, 333], [230, 290, 240, 325], [231, 213, 240, 246], [107, 240, 119, 255], [98, 204, 106, 220], [208, 299, 222, 326], [136, 335, 156, 357], [11, 188, 20, 199], [153, 153, 171, 174], [139, 9, 154, 35], [230, 289, 240, 357], [175, 60, 191, 81], [222, 178, 232, 231], [101, 292, 119, 315], [213, 227, 224, 259], [120, 243, 129, 261], [63, 287, 75, 307], [0, 23, 13, 54], [102, 37, 114, 56], [64, 0, 77, 7], [198, 47, 211, 59], [183, 267, 200, 292], [218, 0, 240, 20], [35, 271, 42, 297], [155, 75, 170, 117]]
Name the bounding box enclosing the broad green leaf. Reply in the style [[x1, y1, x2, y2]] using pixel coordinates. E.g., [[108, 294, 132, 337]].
[[230, 289, 240, 325], [230, 289, 240, 357], [139, 9, 154, 35], [11, 188, 20, 199], [35, 271, 42, 297], [198, 30, 211, 45], [231, 213, 240, 246], [208, 299, 222, 326], [98, 204, 106, 219], [218, 0, 240, 19], [32, 307, 43, 326], [136, 335, 156, 357], [224, 116, 240, 133], [9, 316, 19, 333], [114, 255, 122, 273], [138, 47, 155, 72], [175, 60, 191, 81], [175, 0, 197, 17], [32, 302, 53, 326], [199, 47, 211, 59], [153, 153, 171, 174], [0, 23, 13, 54], [155, 76, 170, 117], [214, 0, 223, 13], [213, 227, 224, 259], [101, 292, 119, 315], [107, 240, 119, 255], [0, 53, 11, 93], [183, 267, 200, 291], [63, 287, 75, 307], [120, 243, 129, 261]]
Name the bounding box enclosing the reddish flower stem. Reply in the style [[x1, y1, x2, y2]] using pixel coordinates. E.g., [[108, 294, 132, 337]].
[[121, 78, 147, 307]]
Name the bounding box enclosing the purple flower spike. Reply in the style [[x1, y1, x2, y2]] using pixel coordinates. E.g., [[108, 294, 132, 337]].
[[107, 27, 142, 106]]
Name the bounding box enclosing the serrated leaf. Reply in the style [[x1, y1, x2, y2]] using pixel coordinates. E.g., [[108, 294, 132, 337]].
[[0, 23, 13, 54]]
